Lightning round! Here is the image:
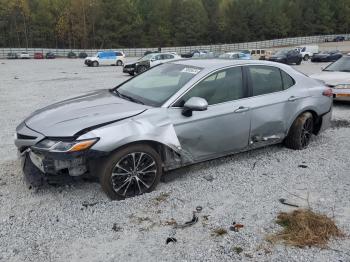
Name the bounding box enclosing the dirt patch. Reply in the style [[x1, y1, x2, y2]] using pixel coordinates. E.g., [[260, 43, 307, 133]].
[[268, 209, 344, 248], [331, 119, 350, 129]]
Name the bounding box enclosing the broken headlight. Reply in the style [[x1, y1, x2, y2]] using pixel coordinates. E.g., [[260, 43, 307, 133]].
[[35, 138, 98, 152]]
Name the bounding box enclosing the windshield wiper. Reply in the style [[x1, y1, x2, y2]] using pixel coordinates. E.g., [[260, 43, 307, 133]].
[[113, 90, 144, 105]]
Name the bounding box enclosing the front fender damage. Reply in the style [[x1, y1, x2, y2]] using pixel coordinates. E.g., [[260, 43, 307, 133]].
[[80, 116, 194, 171]]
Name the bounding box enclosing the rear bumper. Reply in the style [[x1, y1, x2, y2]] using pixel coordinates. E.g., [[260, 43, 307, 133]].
[[319, 108, 332, 132], [333, 89, 350, 101]]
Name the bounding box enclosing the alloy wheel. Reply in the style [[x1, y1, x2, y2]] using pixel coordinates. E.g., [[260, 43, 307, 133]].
[[111, 152, 157, 197], [301, 118, 313, 148]]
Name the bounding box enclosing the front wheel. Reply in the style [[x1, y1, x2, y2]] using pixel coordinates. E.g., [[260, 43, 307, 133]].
[[137, 65, 147, 74], [303, 54, 309, 61], [92, 61, 99, 67], [284, 112, 314, 150], [296, 59, 302, 65], [99, 144, 162, 200]]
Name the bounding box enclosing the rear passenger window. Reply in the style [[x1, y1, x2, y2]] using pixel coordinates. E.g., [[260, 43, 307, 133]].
[[248, 66, 283, 96], [281, 70, 295, 89]]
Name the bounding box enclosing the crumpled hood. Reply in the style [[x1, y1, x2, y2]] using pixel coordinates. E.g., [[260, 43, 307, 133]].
[[310, 71, 350, 86], [25, 89, 149, 137]]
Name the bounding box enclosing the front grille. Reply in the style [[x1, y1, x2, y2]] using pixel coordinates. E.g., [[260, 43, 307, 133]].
[[17, 133, 37, 140]]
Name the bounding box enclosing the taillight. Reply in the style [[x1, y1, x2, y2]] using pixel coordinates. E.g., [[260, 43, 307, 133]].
[[322, 88, 333, 97]]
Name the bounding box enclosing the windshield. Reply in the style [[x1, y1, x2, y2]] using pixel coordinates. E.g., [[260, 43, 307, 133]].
[[115, 63, 202, 106], [139, 54, 154, 61], [324, 57, 350, 72]]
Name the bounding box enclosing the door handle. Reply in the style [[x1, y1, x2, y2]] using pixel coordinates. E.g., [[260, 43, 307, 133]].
[[288, 96, 298, 102], [234, 106, 249, 113]]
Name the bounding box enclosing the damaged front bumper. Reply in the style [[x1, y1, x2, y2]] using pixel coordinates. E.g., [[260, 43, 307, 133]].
[[15, 122, 106, 185]]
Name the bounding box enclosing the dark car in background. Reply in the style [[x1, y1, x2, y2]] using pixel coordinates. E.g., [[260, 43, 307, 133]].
[[34, 52, 44, 59], [7, 53, 18, 59], [333, 36, 346, 42], [79, 52, 88, 59], [123, 52, 181, 75], [45, 52, 56, 59], [67, 51, 77, 58], [311, 51, 343, 62], [181, 50, 208, 58], [268, 49, 302, 65]]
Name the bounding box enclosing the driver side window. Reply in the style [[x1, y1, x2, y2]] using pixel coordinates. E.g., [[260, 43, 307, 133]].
[[174, 67, 244, 107]]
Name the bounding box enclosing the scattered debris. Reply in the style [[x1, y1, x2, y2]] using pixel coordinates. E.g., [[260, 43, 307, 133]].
[[298, 164, 308, 169], [153, 192, 170, 205], [0, 182, 6, 186], [174, 213, 198, 229], [166, 237, 177, 244], [244, 253, 253, 258], [331, 119, 350, 129], [203, 174, 214, 182], [279, 198, 299, 208], [163, 218, 177, 226], [268, 209, 344, 247], [14, 76, 19, 79], [232, 246, 243, 254], [112, 223, 123, 232], [229, 222, 244, 232], [195, 206, 203, 213], [82, 201, 98, 208], [211, 228, 228, 236]]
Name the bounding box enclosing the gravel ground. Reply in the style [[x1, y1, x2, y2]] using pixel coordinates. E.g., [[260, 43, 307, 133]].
[[0, 59, 350, 262]]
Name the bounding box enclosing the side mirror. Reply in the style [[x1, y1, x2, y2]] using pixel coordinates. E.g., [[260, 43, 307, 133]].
[[182, 97, 208, 117]]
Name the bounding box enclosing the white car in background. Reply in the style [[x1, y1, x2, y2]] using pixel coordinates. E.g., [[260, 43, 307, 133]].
[[20, 52, 30, 59], [84, 51, 126, 67], [310, 56, 350, 101], [295, 45, 319, 61]]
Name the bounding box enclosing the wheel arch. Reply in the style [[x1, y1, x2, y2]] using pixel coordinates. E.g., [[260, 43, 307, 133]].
[[286, 108, 321, 136], [106, 139, 187, 171]]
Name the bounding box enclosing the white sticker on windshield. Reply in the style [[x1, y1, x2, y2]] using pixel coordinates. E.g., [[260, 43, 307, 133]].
[[181, 68, 201, 74]]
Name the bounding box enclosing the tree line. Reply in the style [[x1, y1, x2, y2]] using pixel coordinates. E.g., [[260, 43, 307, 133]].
[[0, 0, 349, 49]]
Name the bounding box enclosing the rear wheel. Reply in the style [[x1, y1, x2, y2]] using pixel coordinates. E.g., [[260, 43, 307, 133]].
[[99, 144, 162, 200], [303, 54, 309, 61], [116, 60, 123, 66], [92, 61, 99, 67], [284, 112, 314, 150]]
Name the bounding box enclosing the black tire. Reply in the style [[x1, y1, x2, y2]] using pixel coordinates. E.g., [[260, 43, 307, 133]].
[[284, 112, 314, 150], [92, 61, 99, 67], [296, 59, 302, 65], [116, 60, 123, 66], [303, 54, 309, 61], [137, 65, 147, 74], [128, 72, 135, 76], [99, 144, 162, 200]]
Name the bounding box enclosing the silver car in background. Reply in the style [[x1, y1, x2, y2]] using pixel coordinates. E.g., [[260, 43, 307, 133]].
[[15, 59, 333, 200], [310, 56, 350, 101]]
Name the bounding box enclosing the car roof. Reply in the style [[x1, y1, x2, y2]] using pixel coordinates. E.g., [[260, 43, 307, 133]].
[[172, 58, 281, 69]]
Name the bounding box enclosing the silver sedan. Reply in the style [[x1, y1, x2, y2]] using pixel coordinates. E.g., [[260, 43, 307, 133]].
[[15, 59, 333, 200]]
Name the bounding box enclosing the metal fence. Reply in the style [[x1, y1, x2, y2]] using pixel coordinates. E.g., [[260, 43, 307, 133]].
[[1, 34, 349, 59]]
